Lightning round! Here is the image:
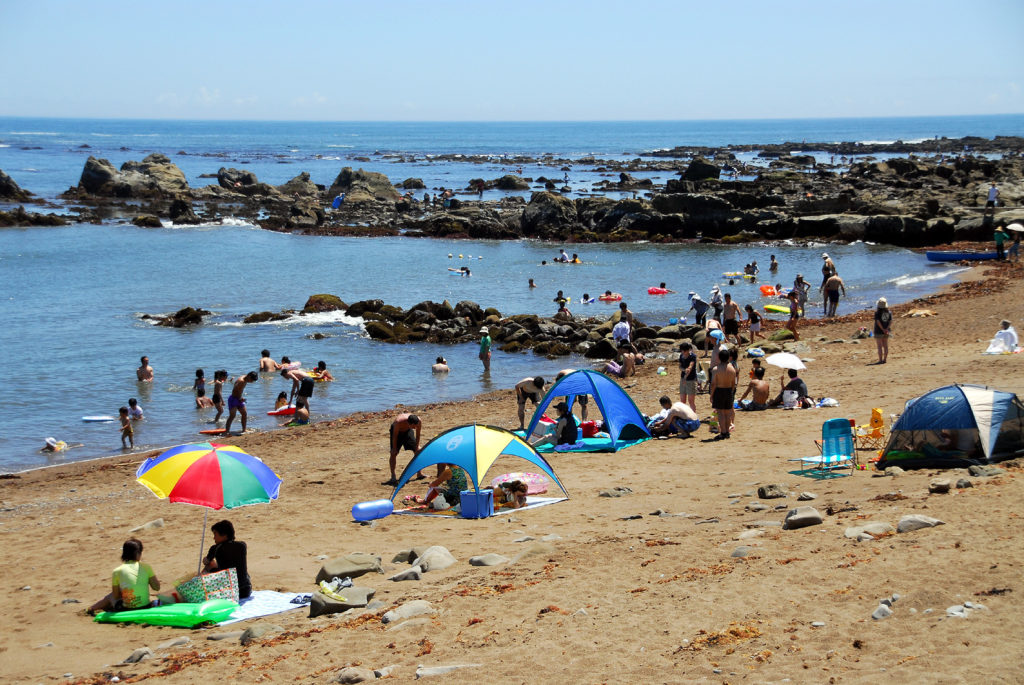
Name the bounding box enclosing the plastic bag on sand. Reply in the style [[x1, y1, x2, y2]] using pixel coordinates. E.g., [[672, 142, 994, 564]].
[[430, 494, 449, 510]]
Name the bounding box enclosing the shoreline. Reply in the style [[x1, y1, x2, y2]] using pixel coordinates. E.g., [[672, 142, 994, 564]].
[[7, 259, 1003, 477]]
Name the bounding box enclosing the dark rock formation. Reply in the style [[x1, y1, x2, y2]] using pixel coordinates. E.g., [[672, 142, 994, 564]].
[[217, 167, 258, 188], [74, 154, 187, 198], [153, 307, 211, 327], [303, 294, 347, 313], [277, 171, 318, 196], [327, 167, 399, 203], [494, 175, 530, 190], [243, 311, 290, 324], [0, 169, 31, 200], [131, 215, 162, 228], [0, 206, 67, 227], [681, 157, 720, 181], [399, 178, 426, 189], [168, 197, 200, 224]]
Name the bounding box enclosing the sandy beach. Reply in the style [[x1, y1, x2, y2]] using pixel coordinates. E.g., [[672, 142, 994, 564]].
[[2, 260, 1022, 684]]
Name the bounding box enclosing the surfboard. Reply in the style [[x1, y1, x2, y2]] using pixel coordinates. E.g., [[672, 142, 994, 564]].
[[82, 415, 116, 422], [199, 428, 227, 435]]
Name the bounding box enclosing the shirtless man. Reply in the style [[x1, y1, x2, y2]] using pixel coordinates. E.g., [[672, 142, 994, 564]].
[[652, 395, 701, 438], [281, 367, 315, 413], [386, 413, 422, 485], [136, 356, 153, 382], [515, 376, 546, 430], [260, 350, 281, 372], [821, 273, 846, 317], [738, 366, 770, 410], [709, 349, 737, 440], [225, 371, 259, 434], [721, 293, 742, 345], [554, 369, 587, 420], [618, 301, 634, 334]]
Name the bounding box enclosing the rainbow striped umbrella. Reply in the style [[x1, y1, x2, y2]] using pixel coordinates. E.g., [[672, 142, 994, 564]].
[[136, 442, 281, 509], [137, 442, 281, 573]]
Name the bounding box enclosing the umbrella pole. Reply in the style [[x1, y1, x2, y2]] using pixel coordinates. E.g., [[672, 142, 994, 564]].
[[197, 509, 208, 576]]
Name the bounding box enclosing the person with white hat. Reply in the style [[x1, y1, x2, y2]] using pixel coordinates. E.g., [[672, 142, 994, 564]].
[[821, 253, 836, 289], [687, 292, 710, 327], [709, 285, 723, 322], [478, 327, 491, 372]]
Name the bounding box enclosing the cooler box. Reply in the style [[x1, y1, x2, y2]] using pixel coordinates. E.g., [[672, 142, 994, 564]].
[[459, 489, 494, 519]]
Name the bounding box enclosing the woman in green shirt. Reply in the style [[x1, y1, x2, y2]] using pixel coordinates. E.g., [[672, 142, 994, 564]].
[[88, 538, 161, 614]]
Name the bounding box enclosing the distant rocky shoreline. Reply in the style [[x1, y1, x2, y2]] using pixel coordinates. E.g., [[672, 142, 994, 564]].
[[2, 135, 1023, 247]]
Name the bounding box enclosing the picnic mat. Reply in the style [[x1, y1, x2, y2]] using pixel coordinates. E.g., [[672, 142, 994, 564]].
[[393, 496, 568, 518], [218, 590, 310, 626], [538, 436, 650, 453]]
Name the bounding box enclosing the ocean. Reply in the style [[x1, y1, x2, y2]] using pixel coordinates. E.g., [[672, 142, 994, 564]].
[[0, 114, 1019, 471]]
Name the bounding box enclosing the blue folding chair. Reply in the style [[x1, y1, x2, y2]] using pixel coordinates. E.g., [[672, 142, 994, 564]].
[[791, 418, 857, 478]]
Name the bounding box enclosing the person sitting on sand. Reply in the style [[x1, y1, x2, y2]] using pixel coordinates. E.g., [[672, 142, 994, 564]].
[[201, 520, 252, 599], [515, 377, 546, 430], [768, 368, 810, 408], [432, 356, 450, 373], [531, 401, 578, 449], [738, 366, 771, 410], [493, 480, 529, 509], [259, 350, 280, 372], [196, 388, 214, 409], [651, 395, 701, 438], [89, 538, 163, 615], [385, 413, 423, 486], [422, 463, 469, 509], [985, 319, 1019, 354], [603, 343, 636, 378]]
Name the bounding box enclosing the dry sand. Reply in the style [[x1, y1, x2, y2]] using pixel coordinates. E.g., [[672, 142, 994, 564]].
[[2, 261, 1023, 684]]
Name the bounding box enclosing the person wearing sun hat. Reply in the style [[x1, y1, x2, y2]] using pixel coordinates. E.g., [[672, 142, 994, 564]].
[[873, 297, 892, 364], [821, 252, 836, 288], [478, 327, 491, 372]]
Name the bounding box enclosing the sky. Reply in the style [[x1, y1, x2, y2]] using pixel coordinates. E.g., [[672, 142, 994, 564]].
[[1, 0, 1022, 121]]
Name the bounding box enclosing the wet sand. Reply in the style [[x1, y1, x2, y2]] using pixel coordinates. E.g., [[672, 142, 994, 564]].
[[1, 260, 1022, 684]]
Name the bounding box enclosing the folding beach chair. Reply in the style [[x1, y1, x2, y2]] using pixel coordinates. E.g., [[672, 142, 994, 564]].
[[855, 408, 886, 450], [792, 417, 857, 478]]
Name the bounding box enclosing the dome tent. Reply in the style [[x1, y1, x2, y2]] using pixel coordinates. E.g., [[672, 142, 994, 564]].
[[877, 384, 1024, 470], [525, 369, 651, 452]]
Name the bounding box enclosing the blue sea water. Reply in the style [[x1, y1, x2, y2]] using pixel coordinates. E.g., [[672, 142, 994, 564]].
[[0, 115, 1018, 471]]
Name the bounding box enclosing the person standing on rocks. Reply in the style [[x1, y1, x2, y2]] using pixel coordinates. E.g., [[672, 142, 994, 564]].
[[821, 273, 846, 317], [478, 327, 491, 372], [224, 371, 258, 434], [618, 301, 635, 334], [985, 182, 1000, 215], [136, 356, 153, 382]]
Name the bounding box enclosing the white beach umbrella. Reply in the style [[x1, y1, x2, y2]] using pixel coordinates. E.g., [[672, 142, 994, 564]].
[[1005, 222, 1023, 233], [764, 352, 806, 370]]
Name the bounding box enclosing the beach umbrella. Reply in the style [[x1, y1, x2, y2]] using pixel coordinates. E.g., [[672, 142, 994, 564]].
[[390, 424, 568, 501], [136, 442, 282, 572], [1006, 222, 1023, 233], [765, 352, 807, 371]]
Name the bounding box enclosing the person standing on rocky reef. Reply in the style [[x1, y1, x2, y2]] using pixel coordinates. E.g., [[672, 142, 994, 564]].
[[136, 356, 153, 382], [821, 273, 846, 317], [985, 182, 1000, 215], [479, 327, 491, 372]]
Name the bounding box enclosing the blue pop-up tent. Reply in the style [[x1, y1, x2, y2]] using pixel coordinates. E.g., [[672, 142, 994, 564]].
[[878, 384, 1024, 469], [525, 369, 651, 452]]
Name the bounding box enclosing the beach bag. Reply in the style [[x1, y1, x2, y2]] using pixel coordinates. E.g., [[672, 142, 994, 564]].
[[580, 420, 599, 438], [176, 567, 239, 604], [782, 390, 799, 409]]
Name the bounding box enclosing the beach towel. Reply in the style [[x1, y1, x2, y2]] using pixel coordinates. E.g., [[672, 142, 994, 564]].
[[218, 590, 311, 626]]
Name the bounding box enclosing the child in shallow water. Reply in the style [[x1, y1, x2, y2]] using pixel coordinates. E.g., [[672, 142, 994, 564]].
[[275, 392, 289, 410]]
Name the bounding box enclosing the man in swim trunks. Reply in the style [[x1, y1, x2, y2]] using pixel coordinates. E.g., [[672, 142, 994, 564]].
[[136, 356, 153, 382], [821, 273, 846, 317], [651, 395, 701, 438], [225, 371, 259, 434], [282, 367, 315, 413], [260, 350, 281, 372], [515, 376, 546, 430], [386, 413, 422, 485], [479, 327, 491, 372], [739, 366, 770, 410], [555, 369, 588, 420], [710, 349, 736, 440], [722, 293, 742, 344]]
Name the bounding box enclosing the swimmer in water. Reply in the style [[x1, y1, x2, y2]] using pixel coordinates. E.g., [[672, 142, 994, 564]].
[[528, 278, 537, 288]]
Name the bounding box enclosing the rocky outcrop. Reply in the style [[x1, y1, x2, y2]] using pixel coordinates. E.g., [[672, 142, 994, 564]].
[[681, 157, 720, 181], [327, 167, 400, 203], [521, 192, 578, 236], [399, 177, 426, 189], [168, 197, 200, 224], [144, 307, 211, 327], [303, 294, 347, 313], [131, 215, 162, 228], [277, 172, 319, 197], [74, 154, 187, 198], [217, 167, 258, 189], [0, 206, 67, 227], [0, 169, 31, 200], [494, 175, 530, 190]]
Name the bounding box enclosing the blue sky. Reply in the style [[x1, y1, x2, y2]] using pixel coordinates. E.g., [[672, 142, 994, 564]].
[[2, 0, 1022, 121]]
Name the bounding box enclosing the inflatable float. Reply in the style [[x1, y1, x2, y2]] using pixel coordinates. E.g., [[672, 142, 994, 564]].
[[647, 287, 669, 295], [93, 599, 238, 628], [353, 499, 394, 521], [763, 304, 791, 314], [722, 271, 743, 278], [598, 293, 622, 301], [267, 405, 296, 416], [199, 428, 227, 436], [580, 296, 595, 304], [759, 285, 777, 296], [82, 416, 116, 422]]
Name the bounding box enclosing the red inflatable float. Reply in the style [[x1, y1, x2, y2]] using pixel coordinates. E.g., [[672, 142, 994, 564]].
[[647, 287, 669, 295], [759, 285, 777, 296]]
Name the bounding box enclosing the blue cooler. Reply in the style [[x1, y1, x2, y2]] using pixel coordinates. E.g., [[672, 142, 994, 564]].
[[459, 489, 494, 519]]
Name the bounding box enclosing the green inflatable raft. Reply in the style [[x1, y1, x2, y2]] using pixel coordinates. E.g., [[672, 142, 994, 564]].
[[94, 599, 238, 627]]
